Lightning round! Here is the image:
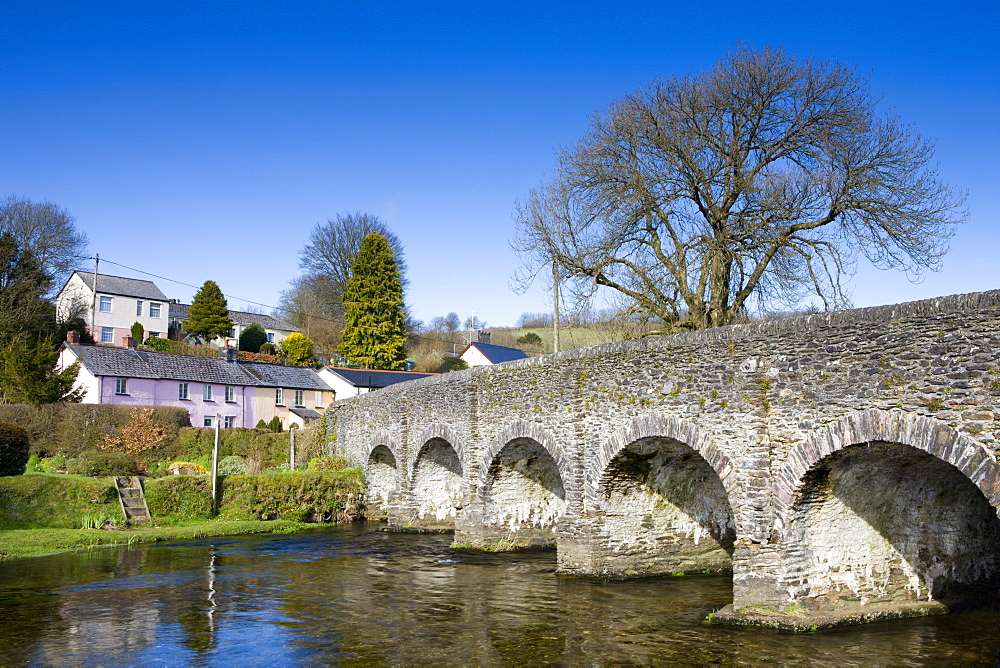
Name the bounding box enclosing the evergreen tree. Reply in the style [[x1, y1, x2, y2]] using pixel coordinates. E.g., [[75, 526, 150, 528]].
[[338, 233, 407, 370], [0, 335, 82, 404], [238, 322, 268, 352], [184, 280, 233, 342], [0, 233, 53, 339]]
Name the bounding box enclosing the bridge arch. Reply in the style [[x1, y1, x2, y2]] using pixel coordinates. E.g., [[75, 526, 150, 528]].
[[589, 413, 735, 503], [408, 423, 467, 526], [475, 421, 576, 547], [776, 409, 1000, 611], [365, 430, 401, 507], [585, 413, 737, 574]]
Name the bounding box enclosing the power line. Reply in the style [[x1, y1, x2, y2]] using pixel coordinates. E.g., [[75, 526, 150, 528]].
[[77, 255, 470, 348]]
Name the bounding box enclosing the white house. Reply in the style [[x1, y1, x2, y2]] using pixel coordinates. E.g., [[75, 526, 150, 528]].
[[459, 341, 529, 368], [56, 271, 171, 346], [168, 303, 300, 348], [318, 366, 437, 398]]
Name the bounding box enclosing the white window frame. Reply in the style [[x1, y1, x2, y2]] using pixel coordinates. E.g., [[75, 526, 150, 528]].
[[136, 300, 143, 316], [101, 327, 114, 343], [314, 390, 323, 408], [267, 333, 274, 343], [204, 416, 213, 428], [225, 385, 234, 402], [294, 389, 304, 407], [99, 296, 112, 313], [115, 378, 127, 395], [203, 384, 213, 401], [224, 416, 235, 428], [149, 302, 161, 318], [178, 382, 189, 400], [275, 388, 283, 406]]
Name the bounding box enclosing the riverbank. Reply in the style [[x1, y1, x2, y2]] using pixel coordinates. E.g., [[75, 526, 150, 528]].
[[0, 469, 366, 559], [0, 519, 320, 560]]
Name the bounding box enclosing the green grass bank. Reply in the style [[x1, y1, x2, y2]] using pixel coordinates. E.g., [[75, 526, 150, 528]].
[[0, 469, 365, 559]]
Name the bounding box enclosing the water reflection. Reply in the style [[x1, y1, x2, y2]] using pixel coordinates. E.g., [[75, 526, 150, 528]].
[[0, 524, 998, 665]]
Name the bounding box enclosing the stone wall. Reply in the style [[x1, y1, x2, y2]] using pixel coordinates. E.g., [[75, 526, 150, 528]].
[[329, 289, 1000, 627]]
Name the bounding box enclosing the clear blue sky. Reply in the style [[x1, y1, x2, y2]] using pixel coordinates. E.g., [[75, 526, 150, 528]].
[[3, 2, 998, 326]]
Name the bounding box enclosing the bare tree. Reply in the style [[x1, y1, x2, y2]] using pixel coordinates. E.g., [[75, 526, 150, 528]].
[[280, 212, 409, 356], [0, 195, 88, 292], [512, 47, 966, 329]]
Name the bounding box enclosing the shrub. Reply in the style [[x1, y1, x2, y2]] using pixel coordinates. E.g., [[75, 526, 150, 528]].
[[307, 456, 350, 472], [130, 321, 144, 343], [437, 356, 469, 373], [0, 424, 30, 476], [67, 451, 140, 477], [259, 342, 278, 355], [267, 416, 283, 433], [40, 455, 65, 472], [216, 470, 364, 522], [141, 336, 176, 352], [25, 453, 42, 472], [516, 331, 543, 347], [238, 322, 268, 353], [217, 455, 247, 475], [166, 461, 207, 474]]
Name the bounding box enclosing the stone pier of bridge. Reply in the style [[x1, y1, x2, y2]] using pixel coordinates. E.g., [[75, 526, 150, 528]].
[[331, 290, 1000, 629]]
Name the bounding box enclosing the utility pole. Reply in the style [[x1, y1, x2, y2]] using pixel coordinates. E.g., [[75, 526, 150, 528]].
[[211, 415, 220, 515], [91, 254, 99, 340], [553, 261, 560, 354]]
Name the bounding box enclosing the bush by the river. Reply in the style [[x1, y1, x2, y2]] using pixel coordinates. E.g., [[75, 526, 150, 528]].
[[0, 424, 30, 477], [0, 474, 120, 529], [68, 451, 141, 477], [0, 404, 331, 473]]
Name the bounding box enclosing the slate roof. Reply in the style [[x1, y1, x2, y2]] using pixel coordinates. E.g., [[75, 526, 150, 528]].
[[65, 344, 332, 390], [68, 271, 169, 301], [290, 407, 322, 420], [169, 303, 299, 332], [325, 367, 437, 390], [462, 342, 529, 364]]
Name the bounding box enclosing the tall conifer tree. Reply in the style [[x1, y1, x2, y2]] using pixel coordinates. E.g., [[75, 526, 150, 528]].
[[338, 233, 407, 369], [184, 280, 233, 342]]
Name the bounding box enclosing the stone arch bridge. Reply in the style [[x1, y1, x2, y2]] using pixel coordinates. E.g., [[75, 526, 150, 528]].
[[328, 291, 1000, 628]]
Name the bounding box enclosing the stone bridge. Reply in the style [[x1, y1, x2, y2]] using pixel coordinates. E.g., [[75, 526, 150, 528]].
[[327, 290, 1000, 629]]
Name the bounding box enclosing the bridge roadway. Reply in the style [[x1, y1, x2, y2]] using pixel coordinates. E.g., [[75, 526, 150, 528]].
[[327, 290, 1000, 629]]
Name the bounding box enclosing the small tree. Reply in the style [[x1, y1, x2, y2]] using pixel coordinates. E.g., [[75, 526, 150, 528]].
[[100, 406, 167, 455], [238, 322, 268, 353], [130, 321, 144, 343], [281, 332, 315, 366], [184, 280, 233, 342], [267, 416, 283, 433], [0, 423, 30, 476], [0, 335, 82, 404], [338, 232, 408, 369], [517, 332, 543, 347], [437, 356, 469, 373]]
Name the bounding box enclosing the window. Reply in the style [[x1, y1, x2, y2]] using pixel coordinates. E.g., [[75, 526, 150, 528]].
[[275, 388, 284, 406], [294, 390, 304, 407], [203, 384, 213, 401], [115, 378, 128, 395], [99, 296, 112, 312], [314, 391, 323, 407], [136, 300, 143, 316], [149, 302, 161, 318], [227, 328, 235, 338], [101, 327, 114, 343], [148, 332, 159, 338], [204, 416, 213, 428], [267, 333, 274, 343], [178, 382, 189, 400], [225, 386, 234, 402], [224, 416, 235, 428]]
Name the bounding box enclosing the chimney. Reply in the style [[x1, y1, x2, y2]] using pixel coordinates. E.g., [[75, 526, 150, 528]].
[[219, 346, 238, 363], [121, 335, 135, 349], [66, 330, 81, 345]]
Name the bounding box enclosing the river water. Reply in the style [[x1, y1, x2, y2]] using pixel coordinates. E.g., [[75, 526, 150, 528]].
[[1, 523, 999, 665]]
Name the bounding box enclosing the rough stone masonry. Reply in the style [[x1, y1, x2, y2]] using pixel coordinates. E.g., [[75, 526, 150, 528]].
[[328, 290, 1000, 629]]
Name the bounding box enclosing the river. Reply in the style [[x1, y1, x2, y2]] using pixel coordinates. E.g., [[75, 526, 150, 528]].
[[1, 523, 998, 665]]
